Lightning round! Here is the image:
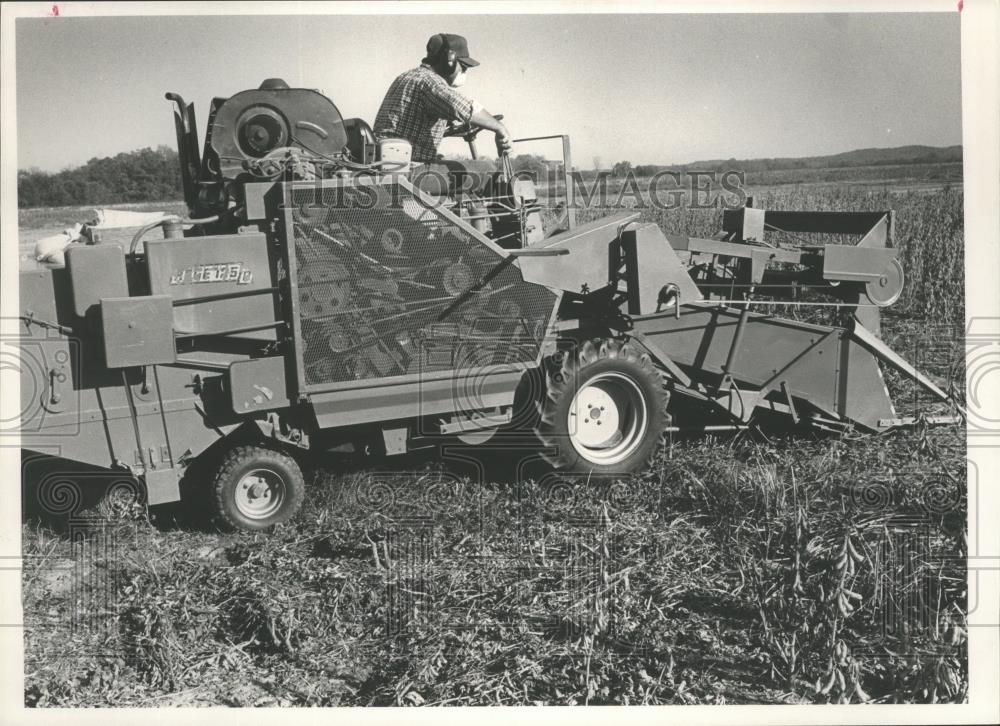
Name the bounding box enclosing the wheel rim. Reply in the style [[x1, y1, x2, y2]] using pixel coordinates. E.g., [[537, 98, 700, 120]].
[[234, 468, 286, 520], [567, 372, 649, 466]]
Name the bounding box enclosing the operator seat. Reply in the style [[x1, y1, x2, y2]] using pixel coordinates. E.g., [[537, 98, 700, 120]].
[[409, 158, 497, 197], [343, 118, 376, 164]]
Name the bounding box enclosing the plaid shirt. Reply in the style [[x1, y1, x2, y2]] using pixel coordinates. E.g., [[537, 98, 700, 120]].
[[373, 64, 475, 162]]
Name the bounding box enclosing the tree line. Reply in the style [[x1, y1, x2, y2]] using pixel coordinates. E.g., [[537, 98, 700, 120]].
[[18, 146, 183, 208], [514, 145, 962, 180], [20, 144, 961, 208]]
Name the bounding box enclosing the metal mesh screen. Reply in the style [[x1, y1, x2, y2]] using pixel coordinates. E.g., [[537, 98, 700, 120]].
[[284, 181, 558, 387]]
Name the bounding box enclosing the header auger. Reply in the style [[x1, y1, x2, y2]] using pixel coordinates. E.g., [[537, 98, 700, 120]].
[[16, 79, 960, 531]]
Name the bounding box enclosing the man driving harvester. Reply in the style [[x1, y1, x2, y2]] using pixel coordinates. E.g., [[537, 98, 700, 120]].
[[374, 33, 511, 192]]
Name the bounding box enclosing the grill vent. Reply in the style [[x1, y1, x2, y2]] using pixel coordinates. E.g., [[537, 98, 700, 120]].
[[286, 181, 557, 387]]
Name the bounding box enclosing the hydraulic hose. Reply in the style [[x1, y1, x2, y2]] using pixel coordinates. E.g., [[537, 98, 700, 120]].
[[128, 214, 222, 256]]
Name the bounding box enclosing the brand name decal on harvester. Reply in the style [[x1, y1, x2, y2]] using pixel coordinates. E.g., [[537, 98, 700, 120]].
[[170, 262, 253, 285]]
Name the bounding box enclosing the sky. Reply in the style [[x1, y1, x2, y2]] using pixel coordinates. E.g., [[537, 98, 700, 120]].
[[14, 11, 962, 172]]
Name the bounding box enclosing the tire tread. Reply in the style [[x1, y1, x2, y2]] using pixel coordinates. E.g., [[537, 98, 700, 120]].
[[212, 444, 305, 532], [535, 336, 669, 473]]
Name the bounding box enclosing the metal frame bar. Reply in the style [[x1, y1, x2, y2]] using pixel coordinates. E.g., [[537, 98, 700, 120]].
[[665, 234, 804, 264], [511, 134, 575, 230], [851, 322, 950, 401], [627, 331, 691, 387], [438, 409, 513, 435], [174, 321, 284, 339], [172, 285, 279, 307], [878, 415, 962, 428], [761, 211, 889, 236], [718, 298, 753, 388]]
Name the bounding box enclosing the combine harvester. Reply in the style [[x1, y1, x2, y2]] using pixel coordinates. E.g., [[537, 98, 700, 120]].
[[15, 80, 960, 531]]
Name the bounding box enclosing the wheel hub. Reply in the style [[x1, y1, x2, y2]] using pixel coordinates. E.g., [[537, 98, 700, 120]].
[[572, 385, 621, 448], [234, 468, 285, 520], [566, 369, 651, 466]]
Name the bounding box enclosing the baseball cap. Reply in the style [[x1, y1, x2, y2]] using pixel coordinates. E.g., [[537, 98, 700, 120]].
[[258, 78, 290, 90], [426, 33, 480, 68]]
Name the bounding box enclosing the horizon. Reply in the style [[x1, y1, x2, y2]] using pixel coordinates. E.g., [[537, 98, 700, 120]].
[[15, 140, 964, 176], [15, 12, 961, 173]]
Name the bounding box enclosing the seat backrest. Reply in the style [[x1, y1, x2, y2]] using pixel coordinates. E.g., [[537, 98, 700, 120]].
[[343, 118, 375, 164]]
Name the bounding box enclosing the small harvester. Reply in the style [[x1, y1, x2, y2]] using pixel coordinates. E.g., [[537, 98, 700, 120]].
[[14, 80, 960, 530]]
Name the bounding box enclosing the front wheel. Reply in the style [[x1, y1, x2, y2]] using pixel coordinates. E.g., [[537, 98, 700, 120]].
[[536, 338, 669, 474], [211, 445, 305, 532]]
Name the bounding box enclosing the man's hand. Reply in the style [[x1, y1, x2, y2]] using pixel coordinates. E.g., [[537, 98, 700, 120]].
[[495, 129, 512, 156], [470, 107, 512, 157]]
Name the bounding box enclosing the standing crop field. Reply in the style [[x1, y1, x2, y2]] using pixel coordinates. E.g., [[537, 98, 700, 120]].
[[20, 182, 967, 707]]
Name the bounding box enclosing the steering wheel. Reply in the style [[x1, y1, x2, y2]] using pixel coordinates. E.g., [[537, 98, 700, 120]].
[[443, 113, 504, 142]]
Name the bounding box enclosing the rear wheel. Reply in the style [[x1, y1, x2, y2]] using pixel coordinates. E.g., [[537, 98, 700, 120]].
[[212, 445, 305, 532], [536, 338, 669, 474]]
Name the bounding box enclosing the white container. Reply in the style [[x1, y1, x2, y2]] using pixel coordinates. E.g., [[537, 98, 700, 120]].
[[376, 138, 412, 173]]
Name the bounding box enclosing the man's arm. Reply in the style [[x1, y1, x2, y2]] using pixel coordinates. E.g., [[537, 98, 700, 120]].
[[424, 79, 512, 156], [470, 107, 512, 155]]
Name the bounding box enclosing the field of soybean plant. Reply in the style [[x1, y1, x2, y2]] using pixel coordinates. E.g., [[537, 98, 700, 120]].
[[20, 175, 968, 707]]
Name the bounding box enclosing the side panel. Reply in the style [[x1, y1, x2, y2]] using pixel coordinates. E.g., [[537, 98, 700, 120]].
[[230, 356, 291, 413], [145, 233, 276, 339], [65, 244, 129, 317], [15, 266, 242, 503], [518, 211, 640, 294], [17, 356, 240, 473], [633, 305, 836, 383], [632, 305, 896, 430], [620, 224, 702, 314], [101, 295, 176, 368], [310, 370, 525, 429]]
